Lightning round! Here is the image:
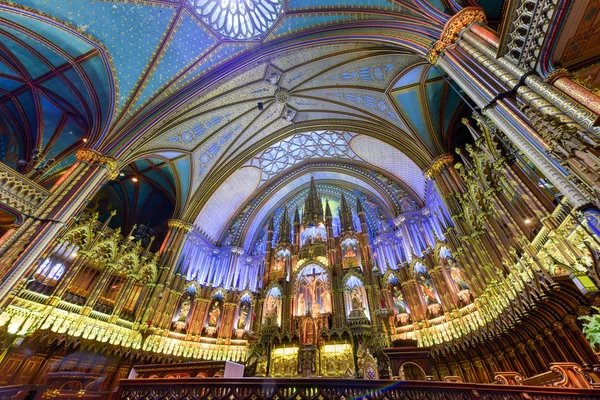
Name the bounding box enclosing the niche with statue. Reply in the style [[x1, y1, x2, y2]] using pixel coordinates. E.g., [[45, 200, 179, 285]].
[[204, 290, 224, 337], [262, 286, 282, 327], [234, 292, 253, 338], [344, 275, 370, 322], [173, 284, 196, 333]]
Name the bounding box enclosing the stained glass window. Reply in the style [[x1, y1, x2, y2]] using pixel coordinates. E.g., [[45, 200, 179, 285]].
[[250, 131, 357, 178], [188, 0, 282, 40]]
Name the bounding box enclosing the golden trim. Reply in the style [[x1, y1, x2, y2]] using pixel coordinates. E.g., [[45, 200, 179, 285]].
[[424, 154, 454, 179], [75, 149, 119, 179], [427, 7, 487, 65], [168, 219, 194, 232], [543, 68, 570, 84]]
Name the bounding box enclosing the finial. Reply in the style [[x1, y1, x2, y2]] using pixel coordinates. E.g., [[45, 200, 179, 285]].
[[356, 196, 364, 213]]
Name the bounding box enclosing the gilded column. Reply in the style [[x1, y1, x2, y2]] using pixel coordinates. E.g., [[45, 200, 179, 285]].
[[462, 29, 600, 136], [0, 148, 118, 302], [139, 219, 192, 328]]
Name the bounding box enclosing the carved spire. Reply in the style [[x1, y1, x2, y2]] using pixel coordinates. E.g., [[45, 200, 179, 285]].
[[325, 198, 332, 218], [339, 193, 354, 232], [303, 176, 323, 225], [268, 215, 275, 231], [356, 196, 364, 213], [294, 206, 300, 224], [278, 208, 291, 244]]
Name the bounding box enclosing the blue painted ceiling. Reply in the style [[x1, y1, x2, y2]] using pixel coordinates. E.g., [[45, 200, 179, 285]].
[[0, 0, 508, 246]]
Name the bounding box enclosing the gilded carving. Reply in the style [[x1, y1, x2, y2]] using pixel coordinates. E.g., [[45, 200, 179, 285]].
[[424, 154, 454, 180], [167, 219, 194, 232], [427, 7, 487, 65], [75, 149, 119, 179]]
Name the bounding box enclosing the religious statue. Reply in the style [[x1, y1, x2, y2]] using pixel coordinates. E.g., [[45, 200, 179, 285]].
[[322, 290, 332, 313], [392, 286, 406, 313], [351, 287, 364, 310], [297, 292, 305, 316], [274, 257, 284, 272], [266, 295, 278, 317], [418, 273, 437, 305], [447, 258, 469, 291], [237, 302, 249, 330], [345, 245, 356, 258], [178, 298, 191, 323], [208, 300, 221, 327], [256, 353, 268, 376]]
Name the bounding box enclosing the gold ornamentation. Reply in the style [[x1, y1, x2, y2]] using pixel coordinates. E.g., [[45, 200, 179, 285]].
[[424, 154, 454, 179], [168, 219, 194, 232], [427, 7, 487, 65], [0, 162, 50, 214], [543, 68, 570, 84], [75, 149, 118, 179]]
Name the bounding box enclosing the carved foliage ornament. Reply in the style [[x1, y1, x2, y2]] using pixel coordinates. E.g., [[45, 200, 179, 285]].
[[424, 154, 454, 180], [75, 149, 118, 179], [427, 8, 487, 65], [168, 219, 194, 232]]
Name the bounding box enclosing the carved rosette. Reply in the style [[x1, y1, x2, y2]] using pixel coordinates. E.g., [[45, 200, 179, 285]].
[[427, 7, 487, 65], [75, 149, 119, 179]]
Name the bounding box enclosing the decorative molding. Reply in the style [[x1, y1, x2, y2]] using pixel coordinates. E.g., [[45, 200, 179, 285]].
[[424, 154, 454, 180], [427, 7, 487, 65], [168, 219, 194, 232], [0, 163, 50, 215], [543, 68, 570, 84], [75, 149, 119, 179]]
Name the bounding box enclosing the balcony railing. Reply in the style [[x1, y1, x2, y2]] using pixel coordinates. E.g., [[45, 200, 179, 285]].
[[0, 162, 50, 215], [114, 377, 600, 400]]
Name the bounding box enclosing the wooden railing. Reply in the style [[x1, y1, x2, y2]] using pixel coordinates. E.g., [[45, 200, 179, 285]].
[[114, 377, 600, 400], [495, 362, 598, 389]]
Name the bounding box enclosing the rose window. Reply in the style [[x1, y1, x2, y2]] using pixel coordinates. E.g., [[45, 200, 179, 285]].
[[188, 0, 283, 40]]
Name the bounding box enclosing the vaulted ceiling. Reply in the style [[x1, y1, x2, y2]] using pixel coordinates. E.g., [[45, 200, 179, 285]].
[[0, 0, 513, 250]]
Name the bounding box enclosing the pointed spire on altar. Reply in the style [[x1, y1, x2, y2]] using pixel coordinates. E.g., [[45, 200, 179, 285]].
[[303, 175, 323, 224], [268, 215, 275, 231], [356, 196, 364, 213], [339, 194, 354, 232], [340, 193, 350, 213], [278, 208, 291, 244], [325, 198, 332, 218]]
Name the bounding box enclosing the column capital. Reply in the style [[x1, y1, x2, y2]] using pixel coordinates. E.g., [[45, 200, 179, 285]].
[[167, 219, 194, 232], [75, 148, 119, 179], [427, 7, 487, 65], [424, 154, 454, 180]]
